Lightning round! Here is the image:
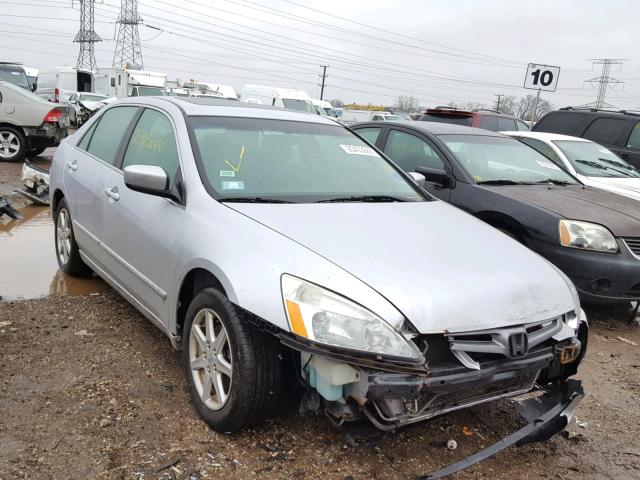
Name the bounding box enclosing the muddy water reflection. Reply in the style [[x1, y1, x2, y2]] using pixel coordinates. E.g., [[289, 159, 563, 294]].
[[0, 205, 107, 300]]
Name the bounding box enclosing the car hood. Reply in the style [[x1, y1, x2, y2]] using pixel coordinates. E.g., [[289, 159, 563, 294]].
[[482, 184, 640, 237], [228, 201, 575, 334], [582, 176, 640, 200]]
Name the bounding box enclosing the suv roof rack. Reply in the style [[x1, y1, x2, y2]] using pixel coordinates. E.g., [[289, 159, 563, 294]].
[[473, 109, 501, 114], [558, 106, 640, 117]]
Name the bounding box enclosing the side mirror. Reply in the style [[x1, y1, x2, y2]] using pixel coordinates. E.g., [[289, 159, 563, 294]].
[[408, 171, 426, 186], [124, 165, 171, 198], [415, 166, 451, 187]]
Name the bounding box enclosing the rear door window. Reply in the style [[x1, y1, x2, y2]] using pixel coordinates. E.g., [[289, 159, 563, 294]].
[[86, 106, 139, 166], [626, 122, 640, 149], [582, 118, 626, 146], [355, 127, 382, 146], [497, 117, 517, 131], [384, 129, 445, 171], [479, 115, 498, 131], [534, 112, 586, 134]]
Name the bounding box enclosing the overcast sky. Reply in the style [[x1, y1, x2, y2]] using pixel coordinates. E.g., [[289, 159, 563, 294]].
[[2, 0, 640, 109]]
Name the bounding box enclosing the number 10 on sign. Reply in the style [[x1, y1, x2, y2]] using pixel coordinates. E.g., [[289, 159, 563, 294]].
[[524, 63, 560, 92]]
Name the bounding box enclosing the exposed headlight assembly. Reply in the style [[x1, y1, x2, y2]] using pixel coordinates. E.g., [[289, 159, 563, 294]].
[[281, 274, 420, 360], [559, 220, 618, 253]]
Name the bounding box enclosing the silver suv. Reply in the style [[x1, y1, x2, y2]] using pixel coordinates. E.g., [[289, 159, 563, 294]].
[[50, 97, 586, 472]]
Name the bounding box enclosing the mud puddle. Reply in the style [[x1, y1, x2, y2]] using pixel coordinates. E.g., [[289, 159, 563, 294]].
[[0, 204, 107, 300]]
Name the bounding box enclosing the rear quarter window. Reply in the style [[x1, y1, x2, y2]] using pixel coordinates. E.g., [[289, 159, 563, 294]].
[[582, 117, 626, 146], [534, 112, 586, 135]]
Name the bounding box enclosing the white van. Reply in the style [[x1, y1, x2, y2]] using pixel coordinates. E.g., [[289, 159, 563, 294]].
[[36, 67, 94, 103], [310, 98, 335, 117], [340, 109, 400, 125], [241, 84, 315, 113]]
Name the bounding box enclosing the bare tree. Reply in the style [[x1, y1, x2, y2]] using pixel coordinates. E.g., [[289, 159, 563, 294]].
[[395, 95, 421, 113], [515, 94, 553, 121], [495, 95, 517, 115], [329, 99, 344, 108]]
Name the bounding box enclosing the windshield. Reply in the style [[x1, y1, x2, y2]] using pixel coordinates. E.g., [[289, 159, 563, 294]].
[[440, 134, 579, 185], [0, 67, 30, 90], [189, 117, 424, 203], [420, 114, 473, 126], [282, 99, 315, 113], [134, 86, 167, 96], [553, 140, 640, 178]]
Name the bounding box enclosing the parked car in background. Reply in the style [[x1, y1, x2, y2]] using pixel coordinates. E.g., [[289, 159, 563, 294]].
[[506, 131, 640, 202], [417, 107, 530, 131], [241, 84, 315, 113], [0, 62, 31, 91], [0, 80, 69, 161], [50, 98, 585, 470], [340, 109, 400, 125], [36, 66, 94, 103], [67, 92, 113, 126], [352, 120, 640, 305], [534, 108, 640, 170]]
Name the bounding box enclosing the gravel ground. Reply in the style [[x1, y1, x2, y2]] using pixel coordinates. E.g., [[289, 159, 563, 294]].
[[0, 149, 53, 197], [0, 292, 639, 480]]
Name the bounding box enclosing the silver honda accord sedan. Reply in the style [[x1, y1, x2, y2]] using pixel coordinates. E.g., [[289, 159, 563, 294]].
[[50, 97, 586, 453]]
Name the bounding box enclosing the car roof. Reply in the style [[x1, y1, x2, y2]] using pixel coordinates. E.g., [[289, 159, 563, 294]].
[[503, 131, 592, 143], [112, 96, 339, 124], [353, 120, 506, 137]]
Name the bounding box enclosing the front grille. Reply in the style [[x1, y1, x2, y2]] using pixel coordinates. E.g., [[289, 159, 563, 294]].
[[623, 237, 640, 256], [416, 375, 527, 413]]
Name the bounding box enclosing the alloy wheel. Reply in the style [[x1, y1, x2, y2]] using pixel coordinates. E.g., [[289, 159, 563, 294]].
[[189, 308, 233, 411], [0, 131, 20, 159], [56, 208, 72, 266]]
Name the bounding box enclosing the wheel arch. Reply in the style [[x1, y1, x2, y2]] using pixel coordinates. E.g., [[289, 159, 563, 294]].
[[475, 210, 529, 244], [176, 266, 234, 339], [51, 188, 65, 212]]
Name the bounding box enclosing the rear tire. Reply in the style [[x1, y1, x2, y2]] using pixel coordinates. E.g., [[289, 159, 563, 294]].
[[182, 287, 282, 432], [0, 126, 26, 162], [54, 198, 92, 277]]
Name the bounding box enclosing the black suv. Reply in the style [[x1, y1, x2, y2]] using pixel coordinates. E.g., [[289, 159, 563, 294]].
[[417, 107, 530, 132], [534, 107, 640, 169]]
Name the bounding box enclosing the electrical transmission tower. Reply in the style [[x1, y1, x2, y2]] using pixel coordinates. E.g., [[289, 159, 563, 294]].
[[582, 58, 626, 110], [113, 0, 143, 68], [74, 0, 102, 70]]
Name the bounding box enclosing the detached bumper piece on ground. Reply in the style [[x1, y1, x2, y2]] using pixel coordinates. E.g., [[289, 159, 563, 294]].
[[419, 379, 584, 479], [15, 160, 50, 205]]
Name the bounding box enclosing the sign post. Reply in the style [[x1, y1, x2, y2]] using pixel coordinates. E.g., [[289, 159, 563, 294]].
[[524, 63, 560, 122]]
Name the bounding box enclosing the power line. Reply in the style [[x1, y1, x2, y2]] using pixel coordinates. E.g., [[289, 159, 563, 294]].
[[113, 0, 143, 68], [74, 0, 102, 70], [581, 58, 626, 109]]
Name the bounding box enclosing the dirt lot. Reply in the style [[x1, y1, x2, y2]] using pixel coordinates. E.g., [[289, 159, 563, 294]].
[[0, 150, 53, 197], [1, 158, 640, 479]]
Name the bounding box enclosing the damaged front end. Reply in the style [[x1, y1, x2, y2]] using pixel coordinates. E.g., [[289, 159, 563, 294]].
[[16, 161, 50, 205], [282, 310, 587, 475]]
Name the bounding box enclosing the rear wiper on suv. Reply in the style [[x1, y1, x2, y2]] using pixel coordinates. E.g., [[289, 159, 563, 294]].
[[220, 197, 294, 203], [316, 195, 410, 203]]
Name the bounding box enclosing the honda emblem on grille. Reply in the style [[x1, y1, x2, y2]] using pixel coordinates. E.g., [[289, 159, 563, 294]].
[[508, 332, 528, 357]]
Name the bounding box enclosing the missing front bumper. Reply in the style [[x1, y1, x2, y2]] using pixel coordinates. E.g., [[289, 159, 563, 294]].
[[418, 379, 584, 479]]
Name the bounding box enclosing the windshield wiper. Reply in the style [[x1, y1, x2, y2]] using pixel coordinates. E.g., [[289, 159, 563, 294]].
[[575, 159, 608, 170], [476, 179, 524, 185], [220, 197, 294, 203], [533, 179, 573, 186], [316, 195, 410, 203]]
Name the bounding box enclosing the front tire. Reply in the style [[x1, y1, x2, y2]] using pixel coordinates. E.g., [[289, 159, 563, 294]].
[[54, 198, 92, 276], [0, 126, 26, 162], [182, 288, 282, 432]]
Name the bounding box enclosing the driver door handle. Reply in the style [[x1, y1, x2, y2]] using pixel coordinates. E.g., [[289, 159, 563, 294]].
[[67, 160, 77, 171], [104, 186, 120, 201]]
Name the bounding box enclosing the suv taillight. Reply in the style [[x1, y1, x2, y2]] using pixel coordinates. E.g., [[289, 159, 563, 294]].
[[54, 87, 60, 103], [44, 108, 63, 123]]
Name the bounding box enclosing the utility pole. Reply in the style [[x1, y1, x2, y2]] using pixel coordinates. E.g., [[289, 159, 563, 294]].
[[319, 65, 328, 100], [113, 0, 143, 68], [74, 0, 101, 71], [494, 94, 503, 112], [581, 58, 626, 110]]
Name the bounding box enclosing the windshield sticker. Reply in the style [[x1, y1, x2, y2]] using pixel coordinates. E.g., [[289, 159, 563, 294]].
[[219, 170, 235, 177], [339, 144, 379, 157], [536, 160, 561, 171], [221, 181, 245, 191]]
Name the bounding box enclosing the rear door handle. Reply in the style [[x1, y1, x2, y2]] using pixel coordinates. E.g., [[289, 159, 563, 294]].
[[67, 160, 77, 171], [104, 186, 120, 201]]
